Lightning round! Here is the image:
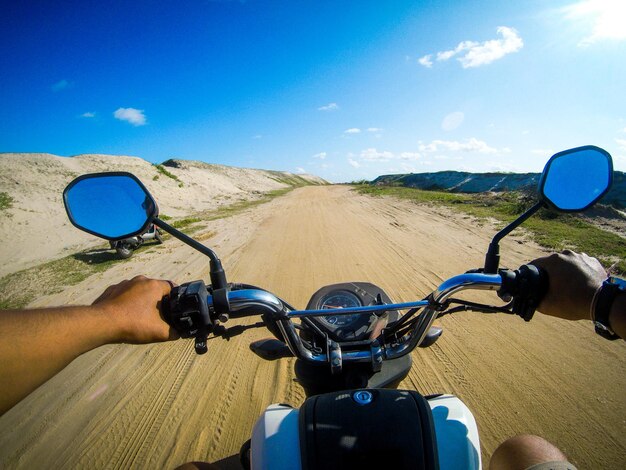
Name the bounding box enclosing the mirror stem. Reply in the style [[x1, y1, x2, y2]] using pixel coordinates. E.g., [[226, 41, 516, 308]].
[[153, 218, 228, 289], [483, 201, 544, 274]]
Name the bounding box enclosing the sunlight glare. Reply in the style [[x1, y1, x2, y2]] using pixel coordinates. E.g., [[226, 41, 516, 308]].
[[565, 0, 626, 44]]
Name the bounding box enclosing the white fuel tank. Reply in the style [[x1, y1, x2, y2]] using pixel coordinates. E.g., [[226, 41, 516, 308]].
[[250, 394, 481, 470], [427, 395, 482, 469]]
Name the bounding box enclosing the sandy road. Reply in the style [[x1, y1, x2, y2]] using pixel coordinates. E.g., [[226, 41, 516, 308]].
[[1, 186, 624, 469]]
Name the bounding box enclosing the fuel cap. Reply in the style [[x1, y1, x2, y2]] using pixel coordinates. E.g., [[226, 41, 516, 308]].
[[353, 390, 373, 405]]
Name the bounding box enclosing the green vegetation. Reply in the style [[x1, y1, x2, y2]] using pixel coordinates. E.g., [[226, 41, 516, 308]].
[[202, 188, 294, 221], [0, 249, 114, 309], [0, 239, 167, 309], [0, 192, 14, 211], [356, 185, 626, 274], [171, 217, 202, 229], [154, 164, 183, 186], [267, 171, 322, 187]]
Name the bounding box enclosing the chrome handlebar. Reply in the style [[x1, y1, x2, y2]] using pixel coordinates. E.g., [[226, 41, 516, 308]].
[[207, 272, 505, 365]]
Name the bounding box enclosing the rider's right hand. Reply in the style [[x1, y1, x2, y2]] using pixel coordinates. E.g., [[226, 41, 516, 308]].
[[530, 250, 606, 322]]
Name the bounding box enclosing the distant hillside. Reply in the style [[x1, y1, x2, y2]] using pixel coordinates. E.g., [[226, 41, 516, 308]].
[[0, 153, 326, 277], [372, 170, 625, 208]]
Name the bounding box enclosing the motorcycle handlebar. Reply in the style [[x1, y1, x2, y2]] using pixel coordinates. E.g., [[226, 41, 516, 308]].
[[164, 266, 547, 361], [220, 272, 502, 363]]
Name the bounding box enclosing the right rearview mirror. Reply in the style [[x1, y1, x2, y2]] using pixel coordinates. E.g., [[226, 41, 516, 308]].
[[539, 145, 613, 212]]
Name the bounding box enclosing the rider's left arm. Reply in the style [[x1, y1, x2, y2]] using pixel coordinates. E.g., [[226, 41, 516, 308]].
[[0, 276, 177, 416]]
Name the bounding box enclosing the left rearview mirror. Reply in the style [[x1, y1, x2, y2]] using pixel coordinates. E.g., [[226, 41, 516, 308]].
[[63, 172, 158, 240]]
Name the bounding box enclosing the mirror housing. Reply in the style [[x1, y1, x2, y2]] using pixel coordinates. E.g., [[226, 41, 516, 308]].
[[63, 172, 158, 240], [484, 145, 613, 273], [539, 145, 613, 212]]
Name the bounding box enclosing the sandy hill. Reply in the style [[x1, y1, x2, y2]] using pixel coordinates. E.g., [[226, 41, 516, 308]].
[[0, 153, 325, 278], [373, 170, 626, 208]]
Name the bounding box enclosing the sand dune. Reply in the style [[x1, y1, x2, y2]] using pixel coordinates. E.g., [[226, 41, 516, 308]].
[[0, 153, 323, 278], [0, 186, 624, 469]]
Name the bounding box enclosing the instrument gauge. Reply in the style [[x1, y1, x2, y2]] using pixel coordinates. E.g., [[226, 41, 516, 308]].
[[319, 291, 362, 327]]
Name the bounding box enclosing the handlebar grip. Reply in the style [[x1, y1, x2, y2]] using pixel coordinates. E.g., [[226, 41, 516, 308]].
[[500, 264, 548, 321], [162, 281, 213, 354]]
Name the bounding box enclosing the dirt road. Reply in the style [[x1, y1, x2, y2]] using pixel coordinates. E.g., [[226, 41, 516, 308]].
[[1, 186, 624, 469]]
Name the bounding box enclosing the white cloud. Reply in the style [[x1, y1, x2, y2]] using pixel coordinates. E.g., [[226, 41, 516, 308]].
[[295, 167, 306, 174], [418, 55, 433, 68], [442, 111, 465, 131], [358, 149, 421, 163], [113, 107, 147, 126], [563, 0, 626, 45], [344, 128, 361, 134], [253, 134, 263, 139], [51, 79, 72, 92], [615, 138, 626, 151], [360, 148, 394, 162], [367, 127, 383, 133], [421, 27, 523, 69], [348, 158, 361, 168], [313, 152, 327, 159], [436, 41, 478, 62], [81, 112, 96, 118], [419, 138, 498, 154], [318, 102, 339, 111]]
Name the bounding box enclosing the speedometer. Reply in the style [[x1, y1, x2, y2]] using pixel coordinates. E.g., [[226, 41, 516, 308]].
[[305, 282, 398, 342], [319, 291, 362, 327]]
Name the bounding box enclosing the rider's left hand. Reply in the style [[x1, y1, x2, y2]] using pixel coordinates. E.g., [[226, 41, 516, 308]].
[[92, 275, 180, 343]]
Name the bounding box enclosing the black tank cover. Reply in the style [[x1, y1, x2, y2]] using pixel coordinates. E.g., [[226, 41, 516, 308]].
[[299, 388, 439, 470]]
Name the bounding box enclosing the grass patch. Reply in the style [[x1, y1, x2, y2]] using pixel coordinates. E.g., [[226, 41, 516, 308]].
[[0, 249, 116, 309], [0, 192, 14, 211], [0, 240, 165, 309], [154, 164, 183, 186], [196, 230, 217, 241], [171, 217, 201, 229], [356, 185, 626, 274], [202, 188, 294, 221], [267, 171, 322, 187]]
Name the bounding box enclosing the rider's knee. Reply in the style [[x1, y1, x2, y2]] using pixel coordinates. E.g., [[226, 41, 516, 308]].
[[489, 434, 573, 470]]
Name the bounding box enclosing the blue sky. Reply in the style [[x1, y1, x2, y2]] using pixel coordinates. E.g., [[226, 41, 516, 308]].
[[1, 0, 625, 182]]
